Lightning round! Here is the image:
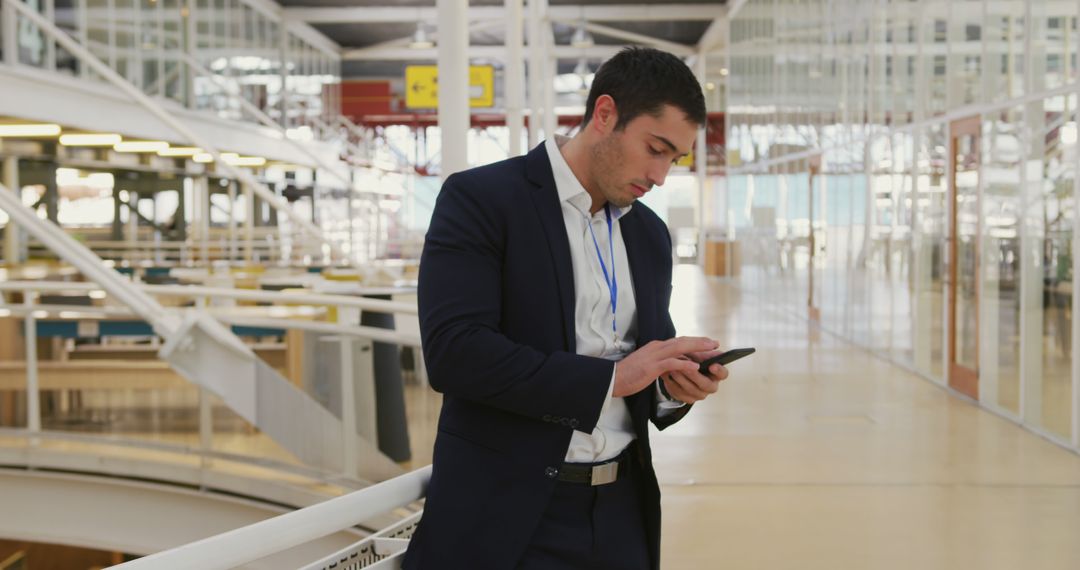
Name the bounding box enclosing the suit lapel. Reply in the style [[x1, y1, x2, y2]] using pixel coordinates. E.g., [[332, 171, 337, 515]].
[[525, 144, 577, 351], [619, 210, 657, 345]]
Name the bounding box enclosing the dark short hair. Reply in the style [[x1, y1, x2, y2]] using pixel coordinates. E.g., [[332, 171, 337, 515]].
[[583, 47, 707, 129]]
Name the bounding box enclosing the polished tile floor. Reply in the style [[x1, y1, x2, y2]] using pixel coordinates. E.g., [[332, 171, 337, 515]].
[[650, 266, 1080, 569]]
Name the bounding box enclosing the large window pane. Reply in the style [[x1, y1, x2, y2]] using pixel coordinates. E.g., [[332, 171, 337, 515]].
[[981, 106, 1024, 415]]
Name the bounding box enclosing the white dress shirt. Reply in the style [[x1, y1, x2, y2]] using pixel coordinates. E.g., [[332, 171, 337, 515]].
[[546, 136, 682, 464]]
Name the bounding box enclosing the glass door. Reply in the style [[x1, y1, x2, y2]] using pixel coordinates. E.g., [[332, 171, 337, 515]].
[[948, 116, 980, 399]]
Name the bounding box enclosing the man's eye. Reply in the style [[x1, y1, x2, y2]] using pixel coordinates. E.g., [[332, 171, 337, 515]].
[[648, 147, 662, 156]]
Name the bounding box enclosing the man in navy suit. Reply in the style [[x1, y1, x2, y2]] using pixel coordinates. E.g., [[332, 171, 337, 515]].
[[406, 48, 729, 569]]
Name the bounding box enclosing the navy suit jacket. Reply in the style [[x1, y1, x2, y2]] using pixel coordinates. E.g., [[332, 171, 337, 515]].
[[404, 143, 691, 569]]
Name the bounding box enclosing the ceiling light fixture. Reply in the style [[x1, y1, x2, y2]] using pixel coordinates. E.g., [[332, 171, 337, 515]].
[[0, 124, 61, 137], [59, 133, 122, 146], [224, 155, 266, 167], [114, 141, 169, 153], [158, 147, 203, 157], [571, 21, 594, 48], [410, 22, 434, 50]]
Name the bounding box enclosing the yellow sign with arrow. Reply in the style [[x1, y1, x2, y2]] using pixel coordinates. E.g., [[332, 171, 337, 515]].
[[405, 65, 495, 109]]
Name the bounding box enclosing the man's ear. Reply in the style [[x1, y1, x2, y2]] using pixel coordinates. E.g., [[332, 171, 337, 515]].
[[591, 95, 618, 135]]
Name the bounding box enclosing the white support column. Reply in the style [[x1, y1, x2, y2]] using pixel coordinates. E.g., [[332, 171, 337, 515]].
[[505, 0, 525, 156], [3, 156, 20, 264], [543, 53, 556, 141], [527, 0, 544, 147], [44, 0, 55, 71], [2, 0, 16, 65], [695, 53, 708, 267], [76, 0, 88, 79], [542, 6, 557, 140], [1073, 62, 1080, 448], [437, 0, 469, 178]]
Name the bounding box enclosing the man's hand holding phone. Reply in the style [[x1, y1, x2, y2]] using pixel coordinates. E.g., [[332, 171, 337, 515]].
[[661, 347, 755, 404], [613, 337, 719, 398]]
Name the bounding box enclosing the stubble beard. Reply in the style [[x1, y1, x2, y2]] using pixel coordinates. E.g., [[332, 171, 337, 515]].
[[590, 133, 634, 209]]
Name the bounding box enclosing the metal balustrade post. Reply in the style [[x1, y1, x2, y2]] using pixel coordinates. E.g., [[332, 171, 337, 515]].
[[22, 291, 40, 441], [337, 336, 359, 476], [2, 156, 21, 264], [199, 387, 212, 470], [196, 294, 212, 470]]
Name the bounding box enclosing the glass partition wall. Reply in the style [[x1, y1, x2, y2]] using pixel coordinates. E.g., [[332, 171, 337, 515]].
[[725, 0, 1080, 450], [0, 0, 341, 130]]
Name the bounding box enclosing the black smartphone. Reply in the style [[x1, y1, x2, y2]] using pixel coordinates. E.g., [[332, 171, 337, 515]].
[[698, 347, 756, 374]]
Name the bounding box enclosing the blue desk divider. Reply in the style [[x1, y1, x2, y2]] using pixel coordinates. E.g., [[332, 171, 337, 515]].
[[114, 267, 135, 276], [35, 321, 283, 338], [230, 325, 286, 337], [144, 267, 171, 277]]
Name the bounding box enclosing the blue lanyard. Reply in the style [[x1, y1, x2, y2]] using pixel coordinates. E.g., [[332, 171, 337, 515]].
[[586, 204, 617, 336]]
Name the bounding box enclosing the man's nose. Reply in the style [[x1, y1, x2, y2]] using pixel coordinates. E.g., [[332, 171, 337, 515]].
[[647, 163, 671, 188]]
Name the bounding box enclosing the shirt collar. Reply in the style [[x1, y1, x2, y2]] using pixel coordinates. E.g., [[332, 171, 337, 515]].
[[544, 135, 632, 220]]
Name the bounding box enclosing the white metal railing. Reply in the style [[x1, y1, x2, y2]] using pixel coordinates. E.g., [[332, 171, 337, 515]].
[[0, 274, 424, 523], [111, 465, 431, 570], [3, 0, 356, 267], [1, 177, 422, 479]]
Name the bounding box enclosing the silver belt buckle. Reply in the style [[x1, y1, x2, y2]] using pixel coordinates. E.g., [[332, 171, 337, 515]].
[[590, 461, 618, 486]]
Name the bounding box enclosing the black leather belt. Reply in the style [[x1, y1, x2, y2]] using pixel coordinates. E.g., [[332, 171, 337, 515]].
[[557, 443, 635, 486]]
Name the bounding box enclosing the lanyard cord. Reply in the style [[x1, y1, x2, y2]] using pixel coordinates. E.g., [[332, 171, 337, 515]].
[[586, 204, 617, 335]]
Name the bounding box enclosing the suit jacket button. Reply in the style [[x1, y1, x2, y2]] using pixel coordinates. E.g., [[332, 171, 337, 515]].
[[542, 414, 552, 422], [569, 419, 579, 428], [544, 466, 559, 478]]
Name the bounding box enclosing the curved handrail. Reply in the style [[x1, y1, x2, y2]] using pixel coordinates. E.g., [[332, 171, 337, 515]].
[[0, 281, 418, 315], [111, 465, 431, 570]]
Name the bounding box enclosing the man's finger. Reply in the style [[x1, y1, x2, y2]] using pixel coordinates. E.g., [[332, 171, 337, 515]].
[[680, 369, 718, 393], [660, 337, 718, 360], [688, 349, 724, 363], [668, 372, 707, 401], [654, 357, 701, 379], [706, 363, 730, 381]]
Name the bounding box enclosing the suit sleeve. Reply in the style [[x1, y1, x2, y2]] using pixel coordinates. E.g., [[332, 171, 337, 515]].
[[651, 223, 693, 430], [418, 174, 613, 433]]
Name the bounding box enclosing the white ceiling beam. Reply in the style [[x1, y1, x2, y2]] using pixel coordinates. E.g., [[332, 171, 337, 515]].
[[725, 0, 750, 21], [286, 4, 724, 25], [550, 19, 694, 57], [342, 45, 628, 62], [284, 20, 342, 57], [697, 15, 725, 52], [345, 19, 506, 57]]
